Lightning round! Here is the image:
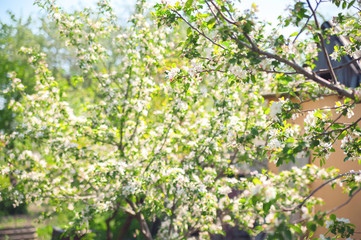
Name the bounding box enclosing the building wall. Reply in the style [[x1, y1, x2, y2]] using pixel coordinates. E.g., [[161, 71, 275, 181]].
[[267, 95, 361, 238]]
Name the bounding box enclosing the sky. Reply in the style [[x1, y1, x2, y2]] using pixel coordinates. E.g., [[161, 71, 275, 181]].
[[0, 0, 355, 22], [239, 0, 357, 22], [0, 0, 135, 23], [0, 0, 357, 35]]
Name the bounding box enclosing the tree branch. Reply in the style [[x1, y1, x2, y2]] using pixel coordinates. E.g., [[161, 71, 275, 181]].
[[316, 115, 361, 137], [126, 199, 153, 240], [298, 171, 361, 209], [314, 56, 361, 74], [326, 187, 361, 214], [205, 0, 220, 25], [292, 0, 321, 43], [306, 0, 337, 84], [175, 2, 356, 100], [172, 9, 226, 50]]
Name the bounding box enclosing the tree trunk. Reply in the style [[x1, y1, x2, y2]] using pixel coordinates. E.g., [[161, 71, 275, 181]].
[[135, 212, 153, 240], [106, 208, 119, 240], [117, 214, 133, 240]]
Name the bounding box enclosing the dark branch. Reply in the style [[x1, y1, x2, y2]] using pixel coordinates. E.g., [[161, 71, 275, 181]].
[[172, 10, 226, 50], [306, 0, 337, 84], [298, 171, 361, 209], [326, 187, 361, 214], [314, 56, 361, 74]]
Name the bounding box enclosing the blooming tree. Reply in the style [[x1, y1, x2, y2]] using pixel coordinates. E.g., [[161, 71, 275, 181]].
[[1, 0, 361, 239]]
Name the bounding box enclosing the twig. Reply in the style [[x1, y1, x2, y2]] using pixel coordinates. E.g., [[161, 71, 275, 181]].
[[259, 69, 299, 75], [143, 120, 174, 173], [205, 0, 220, 25], [315, 56, 361, 74], [172, 9, 225, 50], [326, 188, 361, 214], [306, 0, 337, 84], [316, 116, 361, 137], [298, 171, 361, 209], [209, 0, 236, 25], [119, 66, 133, 153], [292, 0, 321, 43]]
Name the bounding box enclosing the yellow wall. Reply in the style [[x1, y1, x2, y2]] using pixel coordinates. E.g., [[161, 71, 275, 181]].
[[267, 95, 361, 238]]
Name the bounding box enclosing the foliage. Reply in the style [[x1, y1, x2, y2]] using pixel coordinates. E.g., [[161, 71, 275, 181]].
[[0, 12, 85, 216], [1, 0, 361, 239]]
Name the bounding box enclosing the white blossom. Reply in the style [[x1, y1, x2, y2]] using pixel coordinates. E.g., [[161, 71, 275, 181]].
[[269, 101, 282, 119], [168, 67, 180, 80]]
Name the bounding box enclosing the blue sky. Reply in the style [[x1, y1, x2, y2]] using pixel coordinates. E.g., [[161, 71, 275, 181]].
[[0, 0, 353, 20], [0, 0, 356, 35], [0, 0, 134, 23]]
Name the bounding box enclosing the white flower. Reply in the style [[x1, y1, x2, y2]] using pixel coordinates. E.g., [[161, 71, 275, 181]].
[[218, 185, 232, 195], [222, 215, 231, 222], [0, 95, 6, 110], [35, 132, 44, 138], [54, 13, 61, 20], [99, 124, 108, 131], [304, 111, 317, 132], [265, 212, 275, 224], [301, 206, 311, 219], [228, 116, 240, 127], [325, 220, 333, 228], [250, 171, 258, 176], [268, 138, 281, 149], [319, 234, 327, 240], [249, 183, 262, 196], [320, 141, 332, 151], [230, 65, 248, 79], [336, 217, 350, 223], [200, 87, 207, 97], [341, 135, 352, 148], [199, 118, 209, 128], [168, 67, 180, 80], [68, 203, 74, 210], [355, 175, 361, 182], [264, 187, 277, 201], [269, 101, 282, 119], [347, 108, 354, 119], [330, 51, 339, 61]]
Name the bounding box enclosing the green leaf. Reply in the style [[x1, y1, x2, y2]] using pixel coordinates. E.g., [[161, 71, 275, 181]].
[[165, 208, 172, 216], [252, 178, 261, 185], [284, 229, 292, 239], [338, 130, 347, 140], [187, 27, 192, 36], [207, 18, 216, 29], [348, 0, 356, 9], [342, 1, 347, 9], [307, 222, 317, 232], [290, 225, 303, 235], [349, 186, 359, 196], [290, 32, 299, 37], [263, 202, 271, 212], [314, 111, 323, 119], [184, 0, 194, 9]]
